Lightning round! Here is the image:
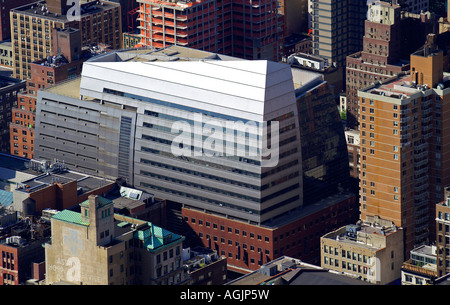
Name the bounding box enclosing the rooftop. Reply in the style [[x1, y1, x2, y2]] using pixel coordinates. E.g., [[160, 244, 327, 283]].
[[12, 0, 119, 22], [0, 75, 26, 90], [86, 45, 239, 63], [361, 72, 450, 100], [322, 217, 400, 251], [44, 77, 81, 99], [15, 159, 113, 195], [227, 256, 371, 285]]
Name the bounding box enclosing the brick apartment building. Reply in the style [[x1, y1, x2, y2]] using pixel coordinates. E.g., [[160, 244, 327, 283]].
[[346, 1, 410, 129], [0, 76, 26, 154], [345, 1, 436, 129], [357, 35, 450, 255]]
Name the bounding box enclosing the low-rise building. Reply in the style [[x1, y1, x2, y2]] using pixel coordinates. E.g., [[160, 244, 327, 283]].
[[320, 215, 404, 284], [401, 244, 438, 285], [45, 194, 188, 285], [0, 213, 51, 285], [182, 247, 227, 285], [12, 159, 115, 217]]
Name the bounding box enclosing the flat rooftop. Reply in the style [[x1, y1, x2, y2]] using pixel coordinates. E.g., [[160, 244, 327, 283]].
[[227, 256, 370, 285], [45, 77, 81, 99], [86, 45, 240, 63], [362, 71, 450, 99], [261, 191, 355, 229], [12, 0, 119, 22], [16, 168, 112, 195]]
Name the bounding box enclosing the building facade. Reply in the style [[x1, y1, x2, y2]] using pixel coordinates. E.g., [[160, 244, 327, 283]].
[[0, 0, 36, 42], [345, 1, 410, 129], [0, 236, 47, 285], [320, 215, 404, 285], [436, 187, 450, 277], [0, 76, 26, 154], [184, 191, 357, 272], [10, 0, 121, 80], [0, 41, 13, 68], [401, 244, 438, 285], [310, 0, 367, 69], [358, 37, 450, 255]]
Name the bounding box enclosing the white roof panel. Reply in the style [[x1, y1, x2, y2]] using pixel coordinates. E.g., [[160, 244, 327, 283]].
[[80, 60, 296, 120]]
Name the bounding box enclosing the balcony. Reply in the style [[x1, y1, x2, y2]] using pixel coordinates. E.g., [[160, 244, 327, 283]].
[[414, 150, 428, 160], [414, 158, 428, 168], [414, 182, 429, 193], [402, 259, 437, 278], [414, 175, 428, 185], [400, 116, 410, 123]]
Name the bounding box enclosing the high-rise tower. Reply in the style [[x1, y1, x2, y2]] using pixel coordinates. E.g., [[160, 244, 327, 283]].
[[358, 35, 450, 256]]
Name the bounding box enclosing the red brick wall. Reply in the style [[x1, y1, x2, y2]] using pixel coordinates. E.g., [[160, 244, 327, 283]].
[[182, 193, 357, 272], [0, 245, 19, 285]]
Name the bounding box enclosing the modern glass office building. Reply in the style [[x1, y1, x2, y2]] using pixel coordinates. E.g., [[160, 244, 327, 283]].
[[35, 46, 303, 226]]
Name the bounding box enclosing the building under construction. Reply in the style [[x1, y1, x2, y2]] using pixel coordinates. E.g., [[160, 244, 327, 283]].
[[136, 0, 281, 61]]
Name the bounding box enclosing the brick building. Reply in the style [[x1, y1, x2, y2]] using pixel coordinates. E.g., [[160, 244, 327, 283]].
[[11, 159, 115, 217], [183, 191, 357, 272], [345, 2, 437, 129], [436, 187, 450, 277], [346, 1, 410, 129], [0, 236, 47, 285], [357, 35, 450, 256], [0, 76, 26, 154], [321, 216, 404, 285]]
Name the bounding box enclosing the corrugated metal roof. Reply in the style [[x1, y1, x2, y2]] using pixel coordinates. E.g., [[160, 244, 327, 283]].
[[52, 210, 89, 226], [0, 190, 13, 207]]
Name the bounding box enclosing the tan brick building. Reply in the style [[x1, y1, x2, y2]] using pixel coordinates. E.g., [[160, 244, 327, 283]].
[[320, 215, 404, 285], [45, 195, 187, 285], [10, 0, 121, 80], [357, 35, 450, 255], [436, 187, 450, 277]]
